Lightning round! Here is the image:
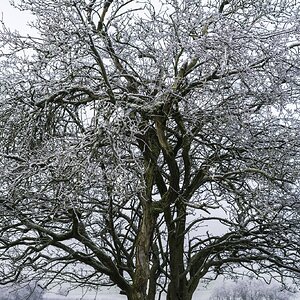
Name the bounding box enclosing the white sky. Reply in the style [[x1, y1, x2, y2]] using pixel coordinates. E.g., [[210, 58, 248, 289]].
[[1, 0, 34, 33]]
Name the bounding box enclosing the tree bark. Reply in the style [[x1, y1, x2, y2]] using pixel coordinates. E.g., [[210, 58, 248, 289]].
[[130, 201, 157, 300], [166, 201, 191, 300]]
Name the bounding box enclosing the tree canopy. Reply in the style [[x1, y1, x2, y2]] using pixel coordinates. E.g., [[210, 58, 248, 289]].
[[0, 1, 300, 300]]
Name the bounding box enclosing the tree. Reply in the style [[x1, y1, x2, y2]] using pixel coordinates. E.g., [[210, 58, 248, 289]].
[[0, 0, 300, 300], [209, 279, 296, 300], [0, 281, 45, 300]]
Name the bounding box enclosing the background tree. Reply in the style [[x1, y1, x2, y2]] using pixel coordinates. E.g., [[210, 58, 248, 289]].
[[0, 281, 45, 300], [0, 0, 300, 300], [209, 279, 296, 300]]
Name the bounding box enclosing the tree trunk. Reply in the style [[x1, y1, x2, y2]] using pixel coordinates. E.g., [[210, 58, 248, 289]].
[[166, 201, 192, 300], [130, 201, 156, 300], [128, 291, 148, 300], [167, 286, 193, 300]]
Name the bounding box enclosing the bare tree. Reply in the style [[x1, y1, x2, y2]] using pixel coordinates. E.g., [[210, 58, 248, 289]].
[[210, 279, 296, 300], [0, 281, 45, 300], [0, 0, 300, 300]]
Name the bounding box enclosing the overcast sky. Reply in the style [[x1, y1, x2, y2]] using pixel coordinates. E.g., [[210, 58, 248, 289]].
[[1, 0, 34, 33]]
